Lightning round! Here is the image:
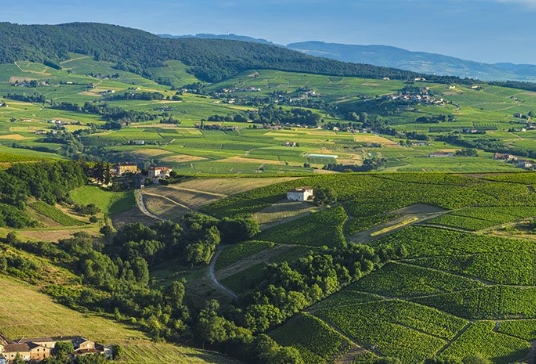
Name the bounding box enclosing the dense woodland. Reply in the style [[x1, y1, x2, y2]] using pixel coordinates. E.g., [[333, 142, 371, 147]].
[[0, 22, 470, 84]]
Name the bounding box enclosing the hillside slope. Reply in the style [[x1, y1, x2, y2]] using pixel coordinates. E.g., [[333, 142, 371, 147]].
[[0, 22, 462, 83], [0, 275, 235, 363]]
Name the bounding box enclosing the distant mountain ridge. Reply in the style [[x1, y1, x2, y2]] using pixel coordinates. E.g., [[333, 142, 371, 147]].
[[160, 33, 536, 81], [286, 41, 536, 82]]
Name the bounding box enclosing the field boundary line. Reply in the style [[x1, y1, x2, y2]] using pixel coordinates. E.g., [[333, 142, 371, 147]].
[[435, 321, 473, 356]]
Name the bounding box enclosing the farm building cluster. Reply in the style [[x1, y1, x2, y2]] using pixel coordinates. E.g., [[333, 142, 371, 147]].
[[0, 334, 112, 363]]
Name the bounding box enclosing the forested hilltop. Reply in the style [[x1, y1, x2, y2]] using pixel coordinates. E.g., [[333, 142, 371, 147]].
[[0, 22, 463, 83]]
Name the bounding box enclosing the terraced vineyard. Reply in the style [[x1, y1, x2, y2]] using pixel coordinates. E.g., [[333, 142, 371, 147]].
[[199, 172, 536, 363]]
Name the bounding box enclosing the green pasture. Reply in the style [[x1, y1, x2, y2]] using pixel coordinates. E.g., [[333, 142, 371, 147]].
[[69, 186, 135, 216]]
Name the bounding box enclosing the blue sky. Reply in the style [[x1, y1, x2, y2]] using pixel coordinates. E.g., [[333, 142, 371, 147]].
[[2, 0, 536, 64]]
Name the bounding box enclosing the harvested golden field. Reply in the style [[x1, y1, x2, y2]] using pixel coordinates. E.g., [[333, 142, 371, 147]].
[[160, 154, 207, 163], [132, 148, 173, 158], [0, 134, 27, 140], [177, 177, 300, 196], [353, 133, 399, 145], [215, 156, 285, 165]]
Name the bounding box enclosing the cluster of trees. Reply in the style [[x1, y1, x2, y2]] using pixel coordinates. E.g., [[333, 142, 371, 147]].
[[4, 92, 46, 103], [50, 101, 158, 124], [323, 157, 387, 172], [207, 105, 322, 126], [241, 244, 405, 333], [104, 91, 165, 101], [437, 134, 536, 158], [415, 114, 455, 123], [0, 161, 86, 227], [40, 130, 85, 157], [454, 148, 478, 157]]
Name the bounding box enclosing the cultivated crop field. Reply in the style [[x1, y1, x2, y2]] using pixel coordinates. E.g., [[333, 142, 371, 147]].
[[4, 56, 536, 176]]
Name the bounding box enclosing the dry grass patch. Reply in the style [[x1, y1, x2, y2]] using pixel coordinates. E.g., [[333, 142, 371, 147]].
[[143, 194, 190, 219], [16, 228, 98, 242], [216, 156, 284, 165], [177, 177, 300, 196], [132, 148, 173, 158], [161, 154, 207, 163], [0, 134, 27, 140], [0, 276, 146, 341], [253, 201, 317, 227], [313, 169, 337, 174], [354, 134, 398, 145], [144, 187, 221, 210]]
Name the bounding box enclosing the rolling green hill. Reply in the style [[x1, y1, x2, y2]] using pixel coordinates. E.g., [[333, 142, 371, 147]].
[[0, 22, 459, 84]]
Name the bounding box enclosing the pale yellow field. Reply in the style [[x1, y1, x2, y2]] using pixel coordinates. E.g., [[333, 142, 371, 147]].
[[353, 134, 399, 145], [132, 148, 173, 158], [160, 154, 207, 163], [215, 156, 284, 165], [177, 177, 300, 196], [0, 134, 27, 140], [10, 126, 40, 132], [263, 132, 298, 137]]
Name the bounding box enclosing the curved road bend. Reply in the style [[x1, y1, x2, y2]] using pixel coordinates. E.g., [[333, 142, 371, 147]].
[[208, 246, 239, 300], [135, 189, 163, 221]]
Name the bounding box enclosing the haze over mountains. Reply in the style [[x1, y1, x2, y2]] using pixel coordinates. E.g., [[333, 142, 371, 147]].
[[163, 33, 536, 82]]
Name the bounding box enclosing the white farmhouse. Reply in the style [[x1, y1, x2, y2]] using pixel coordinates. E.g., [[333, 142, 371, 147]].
[[287, 187, 314, 202], [148, 166, 172, 179]]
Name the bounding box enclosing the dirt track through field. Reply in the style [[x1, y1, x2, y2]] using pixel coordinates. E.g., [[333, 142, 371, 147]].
[[347, 203, 450, 243], [215, 244, 293, 281]]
